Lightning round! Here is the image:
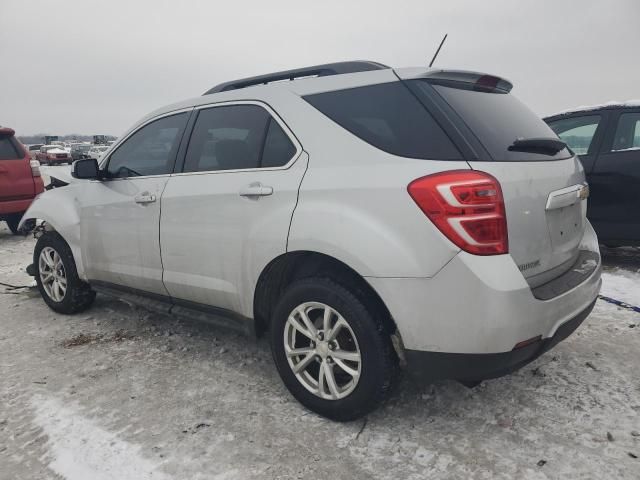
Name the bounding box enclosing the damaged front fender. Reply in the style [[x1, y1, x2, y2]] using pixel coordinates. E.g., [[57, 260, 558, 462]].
[[18, 185, 87, 280]]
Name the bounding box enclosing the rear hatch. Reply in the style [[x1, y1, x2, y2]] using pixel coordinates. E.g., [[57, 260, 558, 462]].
[[0, 129, 35, 201], [406, 75, 587, 286]]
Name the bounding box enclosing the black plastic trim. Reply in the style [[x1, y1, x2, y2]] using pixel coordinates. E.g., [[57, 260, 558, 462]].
[[90, 280, 255, 336], [531, 250, 600, 301]]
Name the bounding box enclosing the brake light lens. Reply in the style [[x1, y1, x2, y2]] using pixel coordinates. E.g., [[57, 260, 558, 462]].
[[407, 170, 508, 255], [30, 160, 41, 177]]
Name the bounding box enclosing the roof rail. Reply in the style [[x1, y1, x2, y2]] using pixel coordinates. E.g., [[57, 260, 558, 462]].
[[203, 60, 389, 95]]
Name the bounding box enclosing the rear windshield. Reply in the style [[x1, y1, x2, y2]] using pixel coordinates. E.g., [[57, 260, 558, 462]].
[[303, 82, 462, 160], [0, 137, 20, 160], [412, 81, 572, 161]]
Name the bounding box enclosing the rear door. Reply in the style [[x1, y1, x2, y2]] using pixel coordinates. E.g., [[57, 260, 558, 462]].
[[0, 134, 34, 201], [589, 108, 640, 243], [409, 80, 588, 285], [80, 111, 189, 294], [160, 102, 306, 315]]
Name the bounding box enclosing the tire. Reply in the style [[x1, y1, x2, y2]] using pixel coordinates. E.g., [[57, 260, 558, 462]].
[[5, 213, 22, 235], [34, 231, 96, 314], [270, 277, 397, 421]]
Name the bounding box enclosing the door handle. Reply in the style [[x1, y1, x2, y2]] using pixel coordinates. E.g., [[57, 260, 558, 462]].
[[239, 183, 273, 197], [134, 192, 156, 204]]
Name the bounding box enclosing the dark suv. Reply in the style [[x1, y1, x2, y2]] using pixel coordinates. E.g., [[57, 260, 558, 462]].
[[545, 102, 640, 246]]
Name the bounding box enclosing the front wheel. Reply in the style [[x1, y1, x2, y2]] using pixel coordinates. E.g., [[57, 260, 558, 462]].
[[270, 277, 397, 421], [34, 231, 96, 314]]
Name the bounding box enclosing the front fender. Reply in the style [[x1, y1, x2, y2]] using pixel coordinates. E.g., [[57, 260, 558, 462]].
[[18, 185, 87, 280]]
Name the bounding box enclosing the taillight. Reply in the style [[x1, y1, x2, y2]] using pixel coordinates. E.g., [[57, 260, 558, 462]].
[[407, 170, 508, 255], [30, 160, 41, 177]]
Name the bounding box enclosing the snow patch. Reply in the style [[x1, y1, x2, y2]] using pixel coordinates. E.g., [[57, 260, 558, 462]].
[[601, 269, 640, 307], [31, 394, 171, 480], [548, 99, 640, 117]]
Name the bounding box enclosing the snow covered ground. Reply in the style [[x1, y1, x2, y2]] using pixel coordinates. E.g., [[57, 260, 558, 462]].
[[1, 225, 639, 479]]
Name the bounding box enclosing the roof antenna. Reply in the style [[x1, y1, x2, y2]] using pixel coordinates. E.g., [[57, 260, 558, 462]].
[[428, 34, 448, 68]]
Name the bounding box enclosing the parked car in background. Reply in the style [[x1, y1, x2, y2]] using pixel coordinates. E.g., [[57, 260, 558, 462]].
[[545, 101, 640, 246], [20, 61, 601, 420], [27, 144, 43, 159], [70, 143, 92, 160], [87, 145, 109, 159], [0, 128, 44, 234], [35, 145, 72, 165]]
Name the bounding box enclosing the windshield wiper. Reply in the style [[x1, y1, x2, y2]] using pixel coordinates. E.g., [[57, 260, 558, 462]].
[[508, 137, 567, 155]]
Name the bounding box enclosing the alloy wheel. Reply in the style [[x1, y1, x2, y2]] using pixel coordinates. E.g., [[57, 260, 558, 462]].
[[284, 302, 362, 400], [39, 246, 67, 302]]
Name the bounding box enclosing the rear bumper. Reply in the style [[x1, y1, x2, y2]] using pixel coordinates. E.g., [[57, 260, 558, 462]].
[[367, 222, 601, 356], [404, 299, 596, 382]]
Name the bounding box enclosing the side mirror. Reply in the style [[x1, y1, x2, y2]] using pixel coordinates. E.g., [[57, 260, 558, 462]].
[[72, 158, 101, 179]]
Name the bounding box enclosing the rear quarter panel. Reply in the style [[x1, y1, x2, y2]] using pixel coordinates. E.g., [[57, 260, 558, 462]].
[[279, 93, 463, 278]]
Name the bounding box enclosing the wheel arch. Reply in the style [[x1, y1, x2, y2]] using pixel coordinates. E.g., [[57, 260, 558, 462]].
[[19, 189, 86, 280], [253, 250, 398, 338]]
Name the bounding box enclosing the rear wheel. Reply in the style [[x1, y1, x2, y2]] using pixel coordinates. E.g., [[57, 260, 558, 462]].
[[270, 277, 397, 421], [5, 213, 22, 234], [34, 232, 95, 314]]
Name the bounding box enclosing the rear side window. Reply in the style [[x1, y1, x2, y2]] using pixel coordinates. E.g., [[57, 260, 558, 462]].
[[547, 115, 601, 155], [611, 112, 640, 152], [0, 137, 20, 160], [414, 81, 572, 162], [304, 82, 461, 160]]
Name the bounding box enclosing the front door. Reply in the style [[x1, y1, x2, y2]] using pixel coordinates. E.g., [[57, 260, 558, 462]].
[[80, 111, 190, 294], [160, 102, 306, 315]]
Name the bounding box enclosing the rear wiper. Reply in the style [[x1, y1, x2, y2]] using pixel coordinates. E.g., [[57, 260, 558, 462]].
[[508, 137, 567, 155]]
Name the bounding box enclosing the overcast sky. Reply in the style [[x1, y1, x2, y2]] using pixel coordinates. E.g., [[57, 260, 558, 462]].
[[1, 0, 639, 136]]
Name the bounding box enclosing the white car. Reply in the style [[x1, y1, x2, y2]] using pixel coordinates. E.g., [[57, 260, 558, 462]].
[[87, 145, 110, 159], [20, 61, 601, 421]]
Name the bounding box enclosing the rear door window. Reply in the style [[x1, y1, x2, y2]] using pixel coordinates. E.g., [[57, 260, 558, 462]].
[[261, 118, 297, 167], [304, 82, 462, 160], [0, 137, 20, 160], [412, 81, 572, 161], [547, 115, 602, 155], [610, 112, 640, 152], [183, 104, 297, 173]]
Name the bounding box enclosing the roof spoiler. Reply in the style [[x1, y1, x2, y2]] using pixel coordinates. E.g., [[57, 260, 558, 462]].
[[203, 61, 389, 95], [0, 127, 15, 136], [397, 69, 513, 93]]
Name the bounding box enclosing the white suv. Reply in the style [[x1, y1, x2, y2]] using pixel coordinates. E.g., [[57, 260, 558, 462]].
[[20, 61, 602, 421]]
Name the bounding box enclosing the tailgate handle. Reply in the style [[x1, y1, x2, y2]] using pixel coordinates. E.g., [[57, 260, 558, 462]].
[[545, 184, 588, 211]]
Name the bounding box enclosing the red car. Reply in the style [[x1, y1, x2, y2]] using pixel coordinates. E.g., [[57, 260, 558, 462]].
[[0, 127, 45, 234], [35, 144, 72, 165]]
